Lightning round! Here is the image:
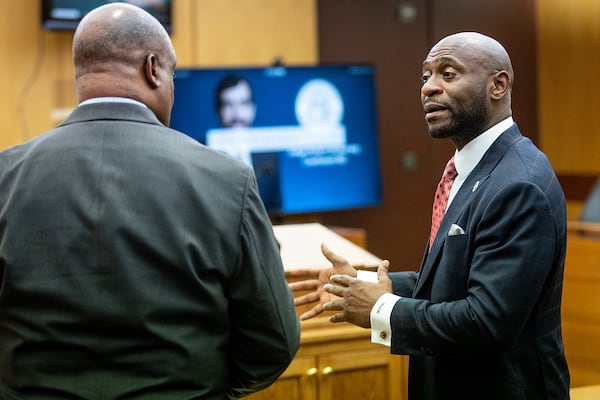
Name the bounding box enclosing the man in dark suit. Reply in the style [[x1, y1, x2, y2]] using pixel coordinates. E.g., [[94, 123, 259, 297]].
[[0, 3, 299, 399], [291, 32, 569, 399]]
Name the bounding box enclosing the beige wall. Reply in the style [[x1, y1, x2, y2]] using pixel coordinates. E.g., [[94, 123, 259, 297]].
[[0, 0, 317, 150], [2, 0, 599, 180], [537, 0, 600, 175]]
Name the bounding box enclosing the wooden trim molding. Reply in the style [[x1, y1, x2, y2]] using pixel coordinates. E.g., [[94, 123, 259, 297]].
[[557, 174, 599, 202]]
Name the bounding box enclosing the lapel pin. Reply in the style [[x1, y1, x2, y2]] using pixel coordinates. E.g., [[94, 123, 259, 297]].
[[472, 180, 480, 192]]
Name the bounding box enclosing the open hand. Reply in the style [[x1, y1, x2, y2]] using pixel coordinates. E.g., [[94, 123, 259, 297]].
[[323, 259, 392, 328], [288, 243, 357, 320]]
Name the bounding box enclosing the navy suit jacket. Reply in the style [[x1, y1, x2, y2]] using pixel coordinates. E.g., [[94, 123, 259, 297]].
[[389, 125, 569, 399], [0, 103, 300, 399]]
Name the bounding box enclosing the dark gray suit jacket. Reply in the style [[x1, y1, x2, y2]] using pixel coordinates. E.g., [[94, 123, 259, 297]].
[[0, 102, 300, 399], [388, 125, 570, 399]]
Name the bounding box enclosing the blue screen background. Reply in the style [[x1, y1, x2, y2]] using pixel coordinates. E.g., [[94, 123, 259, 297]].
[[170, 65, 382, 215]]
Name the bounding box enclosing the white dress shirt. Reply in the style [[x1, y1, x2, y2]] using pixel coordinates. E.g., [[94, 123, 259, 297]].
[[367, 116, 515, 346], [79, 97, 148, 108]]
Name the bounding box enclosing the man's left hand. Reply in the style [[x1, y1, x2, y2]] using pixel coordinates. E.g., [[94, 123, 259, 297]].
[[323, 260, 392, 328]]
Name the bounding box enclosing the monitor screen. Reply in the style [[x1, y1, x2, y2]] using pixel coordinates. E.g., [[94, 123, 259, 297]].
[[41, 0, 172, 32], [170, 65, 382, 216]]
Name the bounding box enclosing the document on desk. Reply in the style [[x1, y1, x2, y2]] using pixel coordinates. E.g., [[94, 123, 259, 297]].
[[272, 223, 382, 272]]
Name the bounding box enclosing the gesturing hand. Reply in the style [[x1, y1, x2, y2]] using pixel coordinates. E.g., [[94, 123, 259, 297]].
[[322, 259, 392, 328], [288, 243, 358, 320]]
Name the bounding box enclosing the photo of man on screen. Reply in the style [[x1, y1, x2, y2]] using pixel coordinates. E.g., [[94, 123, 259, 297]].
[[214, 74, 257, 128]]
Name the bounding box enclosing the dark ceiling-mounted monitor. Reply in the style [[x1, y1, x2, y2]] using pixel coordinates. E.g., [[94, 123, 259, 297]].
[[170, 64, 383, 217], [41, 0, 172, 32]]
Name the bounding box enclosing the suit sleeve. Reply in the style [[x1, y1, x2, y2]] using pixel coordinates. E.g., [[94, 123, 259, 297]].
[[389, 271, 419, 297], [390, 180, 561, 355], [227, 170, 300, 399]]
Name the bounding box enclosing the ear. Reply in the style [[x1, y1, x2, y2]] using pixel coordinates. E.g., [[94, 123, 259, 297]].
[[144, 53, 161, 89], [490, 70, 510, 100]]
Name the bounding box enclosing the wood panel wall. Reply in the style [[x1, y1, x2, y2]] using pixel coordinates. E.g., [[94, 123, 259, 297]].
[[537, 0, 600, 175], [1, 1, 599, 241], [0, 0, 317, 150], [318, 0, 538, 268], [537, 0, 600, 219], [562, 229, 600, 387]]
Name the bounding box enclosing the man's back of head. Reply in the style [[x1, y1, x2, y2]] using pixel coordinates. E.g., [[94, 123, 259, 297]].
[[72, 3, 177, 126], [0, 3, 300, 399]]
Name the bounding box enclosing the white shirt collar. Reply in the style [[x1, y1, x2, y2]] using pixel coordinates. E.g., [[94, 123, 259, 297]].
[[453, 116, 514, 179], [79, 97, 148, 109], [445, 116, 514, 209]]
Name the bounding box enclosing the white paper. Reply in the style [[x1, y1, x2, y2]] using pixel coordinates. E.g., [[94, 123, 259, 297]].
[[273, 223, 382, 271]]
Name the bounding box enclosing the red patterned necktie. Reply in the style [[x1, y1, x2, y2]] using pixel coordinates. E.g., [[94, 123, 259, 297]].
[[429, 157, 458, 249]]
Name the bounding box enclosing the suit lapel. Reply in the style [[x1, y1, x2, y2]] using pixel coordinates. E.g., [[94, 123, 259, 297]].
[[413, 125, 524, 296]]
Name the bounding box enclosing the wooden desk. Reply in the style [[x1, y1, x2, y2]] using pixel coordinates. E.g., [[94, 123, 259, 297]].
[[570, 384, 600, 400], [247, 318, 408, 400], [562, 223, 600, 387], [249, 224, 407, 400], [568, 220, 600, 237], [273, 223, 381, 272]]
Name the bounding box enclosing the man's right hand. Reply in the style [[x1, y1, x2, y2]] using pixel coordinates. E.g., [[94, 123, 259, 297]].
[[288, 243, 357, 320]]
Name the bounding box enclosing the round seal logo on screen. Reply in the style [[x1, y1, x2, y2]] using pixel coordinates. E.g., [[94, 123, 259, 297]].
[[295, 79, 344, 126]]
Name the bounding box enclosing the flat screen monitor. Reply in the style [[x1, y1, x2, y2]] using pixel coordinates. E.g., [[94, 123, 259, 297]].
[[41, 0, 172, 32], [170, 65, 382, 216]]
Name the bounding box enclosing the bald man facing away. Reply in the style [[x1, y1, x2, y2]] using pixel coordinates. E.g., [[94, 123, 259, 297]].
[[0, 4, 299, 399]]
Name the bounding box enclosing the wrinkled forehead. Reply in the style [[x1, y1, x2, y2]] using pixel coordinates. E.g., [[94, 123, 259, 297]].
[[425, 37, 475, 63], [425, 40, 496, 75]]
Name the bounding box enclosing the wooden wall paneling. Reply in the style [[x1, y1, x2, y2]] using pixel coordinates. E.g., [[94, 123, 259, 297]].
[[537, 0, 600, 175], [19, 29, 76, 140], [45, 32, 77, 127], [2, 1, 77, 147], [188, 0, 317, 67], [1, 0, 41, 149], [317, 0, 537, 269], [317, 0, 433, 269], [0, 1, 17, 148], [429, 0, 538, 146], [562, 233, 600, 387], [0, 1, 318, 151], [169, 0, 195, 66]]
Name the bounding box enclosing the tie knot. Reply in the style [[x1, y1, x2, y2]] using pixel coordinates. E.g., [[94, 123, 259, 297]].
[[443, 158, 458, 181]]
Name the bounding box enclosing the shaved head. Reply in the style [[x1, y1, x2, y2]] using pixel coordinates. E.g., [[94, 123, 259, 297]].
[[73, 3, 171, 78], [421, 32, 514, 148], [430, 32, 514, 85], [72, 3, 176, 125]]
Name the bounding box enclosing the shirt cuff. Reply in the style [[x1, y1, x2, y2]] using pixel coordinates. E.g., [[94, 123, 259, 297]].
[[370, 293, 401, 347], [357, 269, 378, 282]]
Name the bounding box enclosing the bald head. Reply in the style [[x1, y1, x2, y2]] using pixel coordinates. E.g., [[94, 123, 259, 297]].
[[431, 32, 514, 83], [72, 3, 176, 125], [421, 32, 514, 149]]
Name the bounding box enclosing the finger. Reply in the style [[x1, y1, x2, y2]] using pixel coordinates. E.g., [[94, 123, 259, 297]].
[[321, 243, 349, 267], [329, 312, 346, 323], [293, 291, 320, 306], [330, 274, 355, 286], [299, 305, 324, 321], [324, 283, 344, 297], [323, 300, 344, 311], [287, 269, 318, 277], [288, 279, 320, 292], [377, 260, 390, 281]]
